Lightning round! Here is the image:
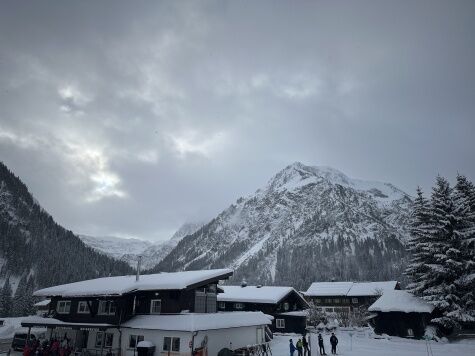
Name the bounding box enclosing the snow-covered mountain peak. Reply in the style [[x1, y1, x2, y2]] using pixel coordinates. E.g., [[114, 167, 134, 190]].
[[266, 162, 408, 204], [156, 162, 413, 288], [268, 162, 351, 190]]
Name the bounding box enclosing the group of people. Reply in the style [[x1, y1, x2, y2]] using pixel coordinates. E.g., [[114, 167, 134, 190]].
[[23, 338, 73, 356], [288, 335, 310, 356], [289, 333, 339, 356]]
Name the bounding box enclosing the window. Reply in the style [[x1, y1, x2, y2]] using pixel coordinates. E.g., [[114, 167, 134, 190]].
[[163, 337, 180, 352], [57, 301, 71, 314], [77, 301, 90, 314], [206, 292, 217, 313], [234, 303, 244, 310], [98, 301, 116, 315], [276, 319, 285, 329], [256, 328, 263, 343], [128, 335, 144, 349], [407, 328, 414, 337], [218, 301, 226, 309], [315, 298, 321, 304], [283, 302, 289, 311], [334, 298, 340, 304], [95, 332, 114, 348], [325, 298, 332, 303], [150, 299, 161, 314], [352, 298, 359, 304], [324, 307, 334, 312], [195, 291, 206, 313]]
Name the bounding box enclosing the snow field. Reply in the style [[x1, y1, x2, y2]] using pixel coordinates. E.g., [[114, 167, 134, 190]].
[[270, 330, 475, 356]]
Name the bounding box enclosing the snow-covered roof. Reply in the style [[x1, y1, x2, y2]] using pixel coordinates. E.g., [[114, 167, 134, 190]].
[[277, 310, 309, 317], [304, 282, 353, 296], [218, 285, 307, 305], [347, 281, 399, 296], [368, 290, 435, 314], [122, 312, 271, 332], [34, 299, 51, 307], [21, 316, 113, 329], [304, 281, 398, 297], [33, 269, 233, 297]]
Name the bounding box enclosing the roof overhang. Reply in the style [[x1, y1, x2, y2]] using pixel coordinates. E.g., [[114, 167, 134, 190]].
[[21, 317, 114, 331]]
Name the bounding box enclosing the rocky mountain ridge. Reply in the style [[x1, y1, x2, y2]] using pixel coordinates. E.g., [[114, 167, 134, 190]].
[[152, 162, 413, 289]]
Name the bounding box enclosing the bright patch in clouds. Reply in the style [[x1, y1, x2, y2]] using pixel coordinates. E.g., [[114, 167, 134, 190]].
[[169, 130, 228, 158]]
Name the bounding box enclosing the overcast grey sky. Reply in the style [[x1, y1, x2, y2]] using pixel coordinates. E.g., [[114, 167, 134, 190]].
[[1, 1, 474, 241]]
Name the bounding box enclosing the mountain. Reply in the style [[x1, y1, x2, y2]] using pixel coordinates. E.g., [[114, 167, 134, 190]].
[[141, 222, 205, 270], [79, 222, 205, 269], [0, 161, 133, 315], [153, 162, 413, 290], [78, 235, 153, 268]]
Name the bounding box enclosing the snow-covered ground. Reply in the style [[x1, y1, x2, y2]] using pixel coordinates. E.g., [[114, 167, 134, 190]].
[[0, 317, 27, 340], [270, 330, 475, 356]]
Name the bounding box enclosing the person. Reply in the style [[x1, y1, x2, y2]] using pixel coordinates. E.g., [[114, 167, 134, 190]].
[[289, 339, 296, 356], [296, 338, 303, 356], [330, 333, 338, 355], [302, 335, 310, 356], [318, 333, 326, 355]]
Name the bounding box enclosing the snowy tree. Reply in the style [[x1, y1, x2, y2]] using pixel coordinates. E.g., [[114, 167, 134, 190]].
[[406, 176, 475, 331], [0, 278, 13, 317], [452, 175, 475, 324], [405, 187, 432, 295], [12, 275, 35, 316]]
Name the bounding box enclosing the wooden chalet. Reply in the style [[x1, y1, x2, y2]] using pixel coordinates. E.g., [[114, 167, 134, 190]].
[[22, 269, 273, 356], [368, 290, 435, 338], [217, 284, 310, 334], [303, 281, 400, 314]]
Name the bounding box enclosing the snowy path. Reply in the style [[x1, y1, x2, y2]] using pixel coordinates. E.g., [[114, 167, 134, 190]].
[[270, 331, 475, 356]]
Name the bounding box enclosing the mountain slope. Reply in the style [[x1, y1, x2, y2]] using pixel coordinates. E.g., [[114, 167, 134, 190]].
[[0, 162, 133, 296], [141, 222, 205, 270], [79, 222, 205, 269], [153, 162, 412, 289], [78, 235, 153, 268]]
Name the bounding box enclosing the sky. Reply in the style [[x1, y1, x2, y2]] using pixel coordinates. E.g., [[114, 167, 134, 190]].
[[1, 0, 474, 241]]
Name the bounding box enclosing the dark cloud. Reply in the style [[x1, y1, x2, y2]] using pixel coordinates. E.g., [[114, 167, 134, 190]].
[[1, 0, 474, 240]]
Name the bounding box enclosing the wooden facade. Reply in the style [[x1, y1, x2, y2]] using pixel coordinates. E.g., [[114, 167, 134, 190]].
[[47, 282, 220, 325], [370, 311, 432, 338], [219, 288, 308, 334]]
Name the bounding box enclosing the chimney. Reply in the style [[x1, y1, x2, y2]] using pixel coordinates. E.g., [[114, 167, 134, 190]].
[[241, 278, 247, 288], [136, 255, 142, 282]]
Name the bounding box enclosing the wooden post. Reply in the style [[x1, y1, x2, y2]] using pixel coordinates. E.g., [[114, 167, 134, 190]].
[[100, 332, 105, 356], [26, 327, 32, 347]]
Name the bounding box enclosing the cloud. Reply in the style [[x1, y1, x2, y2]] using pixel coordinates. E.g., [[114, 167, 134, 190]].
[[0, 0, 473, 240]]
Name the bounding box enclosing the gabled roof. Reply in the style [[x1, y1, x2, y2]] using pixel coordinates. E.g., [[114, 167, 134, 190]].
[[304, 281, 398, 297], [218, 285, 309, 306], [347, 281, 399, 296], [368, 290, 435, 314], [122, 312, 272, 331], [304, 282, 353, 297], [34, 269, 233, 297]]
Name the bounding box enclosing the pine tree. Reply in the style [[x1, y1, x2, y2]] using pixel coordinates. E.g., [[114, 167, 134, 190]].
[[12, 275, 27, 316], [452, 175, 475, 324], [405, 187, 432, 295], [0, 278, 13, 317], [421, 176, 463, 330]]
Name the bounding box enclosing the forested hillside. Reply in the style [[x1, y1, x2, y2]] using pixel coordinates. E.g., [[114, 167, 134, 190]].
[[0, 162, 133, 317]]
